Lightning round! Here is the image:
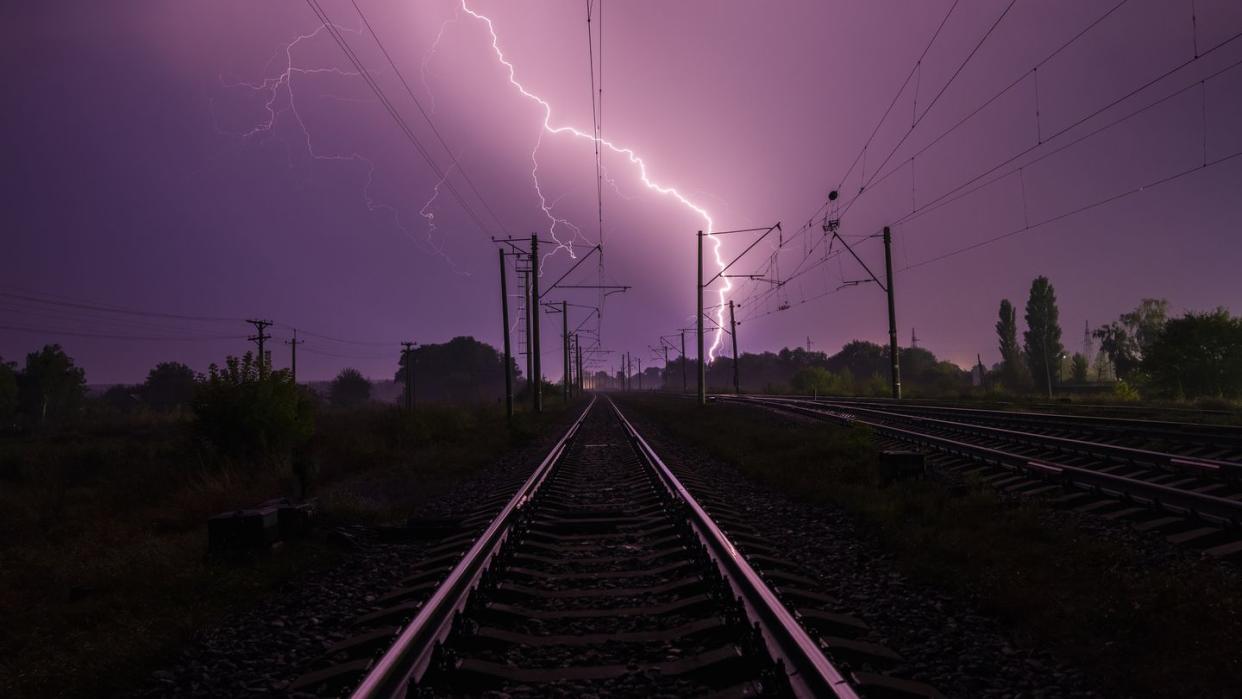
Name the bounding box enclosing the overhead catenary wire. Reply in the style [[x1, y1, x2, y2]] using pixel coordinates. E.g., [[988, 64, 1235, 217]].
[[303, 0, 497, 236], [837, 1, 1242, 223], [348, 0, 508, 233], [890, 51, 1242, 230], [900, 147, 1242, 272]]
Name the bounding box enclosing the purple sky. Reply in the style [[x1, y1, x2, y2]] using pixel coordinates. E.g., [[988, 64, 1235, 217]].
[[4, 0, 1242, 384]]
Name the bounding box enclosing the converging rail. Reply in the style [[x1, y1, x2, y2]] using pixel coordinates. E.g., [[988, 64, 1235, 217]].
[[727, 395, 1242, 553], [781, 396, 1242, 462], [327, 397, 933, 698]]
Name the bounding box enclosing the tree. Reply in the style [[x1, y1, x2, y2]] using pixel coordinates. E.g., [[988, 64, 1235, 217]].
[[395, 337, 519, 404], [142, 361, 196, 412], [791, 366, 845, 395], [0, 356, 17, 423], [1094, 298, 1168, 381], [101, 384, 142, 413], [193, 352, 314, 458], [995, 299, 1027, 390], [1071, 353, 1089, 383], [1093, 322, 1138, 380], [330, 368, 372, 408], [18, 344, 86, 426], [1143, 309, 1242, 399], [1023, 276, 1064, 397]]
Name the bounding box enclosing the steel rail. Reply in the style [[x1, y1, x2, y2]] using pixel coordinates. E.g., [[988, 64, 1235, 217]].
[[758, 396, 1242, 478], [350, 396, 597, 699], [792, 395, 1242, 448], [732, 396, 1242, 527], [608, 397, 861, 699]]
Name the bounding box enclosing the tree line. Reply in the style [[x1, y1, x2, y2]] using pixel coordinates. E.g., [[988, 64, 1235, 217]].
[[0, 335, 519, 432], [654, 342, 972, 397], [994, 277, 1242, 400]]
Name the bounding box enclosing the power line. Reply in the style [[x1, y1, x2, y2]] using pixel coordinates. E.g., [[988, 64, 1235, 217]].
[[302, 0, 497, 236], [832, 0, 961, 196], [347, 0, 508, 233], [0, 324, 246, 342], [0, 290, 241, 323], [901, 147, 1242, 271], [892, 51, 1242, 230], [841, 0, 1019, 212], [839, 2, 1242, 222]]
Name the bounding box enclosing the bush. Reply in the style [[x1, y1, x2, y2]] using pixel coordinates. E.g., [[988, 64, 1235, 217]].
[[1112, 379, 1140, 402], [192, 353, 314, 458]]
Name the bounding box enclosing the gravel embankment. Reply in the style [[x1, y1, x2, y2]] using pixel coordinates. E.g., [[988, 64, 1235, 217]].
[[125, 411, 580, 698], [625, 409, 1102, 699]]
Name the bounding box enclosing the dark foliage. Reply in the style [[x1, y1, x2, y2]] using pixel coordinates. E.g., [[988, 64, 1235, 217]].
[[1144, 309, 1242, 399], [192, 352, 315, 458], [395, 336, 519, 404], [17, 344, 86, 427], [142, 361, 196, 412], [0, 356, 16, 423], [329, 368, 372, 409], [1022, 276, 1064, 396], [996, 298, 1028, 390]]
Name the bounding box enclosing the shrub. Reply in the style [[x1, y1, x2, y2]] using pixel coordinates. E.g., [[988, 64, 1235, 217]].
[[192, 353, 314, 458], [1112, 379, 1140, 402]]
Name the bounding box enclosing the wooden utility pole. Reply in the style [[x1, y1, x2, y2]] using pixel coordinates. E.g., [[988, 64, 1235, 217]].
[[284, 329, 303, 383], [499, 249, 513, 422], [401, 341, 416, 411], [729, 300, 740, 395], [696, 231, 706, 406], [882, 226, 901, 399], [246, 319, 273, 376], [637, 358, 642, 391], [530, 234, 543, 413]]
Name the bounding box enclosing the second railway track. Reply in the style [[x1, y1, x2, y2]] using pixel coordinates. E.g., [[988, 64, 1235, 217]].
[[729, 394, 1242, 558], [295, 396, 941, 698]]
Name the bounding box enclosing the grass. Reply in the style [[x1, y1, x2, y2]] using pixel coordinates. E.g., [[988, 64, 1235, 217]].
[[0, 399, 576, 698], [618, 394, 1242, 699]]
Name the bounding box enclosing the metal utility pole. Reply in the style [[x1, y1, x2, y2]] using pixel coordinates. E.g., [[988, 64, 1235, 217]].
[[882, 226, 901, 399], [696, 231, 706, 406], [521, 269, 533, 404], [729, 300, 741, 395], [663, 344, 669, 390], [401, 342, 416, 411], [681, 330, 687, 394], [284, 329, 303, 383], [530, 234, 543, 412], [246, 319, 273, 376], [575, 335, 583, 394], [499, 249, 513, 422], [561, 300, 570, 402]]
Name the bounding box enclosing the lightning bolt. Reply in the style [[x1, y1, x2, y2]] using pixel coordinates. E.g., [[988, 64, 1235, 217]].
[[217, 23, 466, 273], [458, 0, 732, 359], [420, 7, 460, 113]]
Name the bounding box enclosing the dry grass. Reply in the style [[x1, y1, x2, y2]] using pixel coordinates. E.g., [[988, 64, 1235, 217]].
[[0, 401, 575, 698]]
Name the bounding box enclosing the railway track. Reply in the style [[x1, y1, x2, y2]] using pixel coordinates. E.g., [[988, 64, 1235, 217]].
[[773, 395, 1242, 459], [728, 395, 1242, 558], [292, 397, 940, 698]]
